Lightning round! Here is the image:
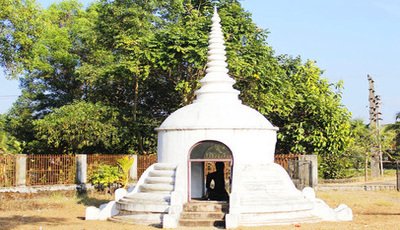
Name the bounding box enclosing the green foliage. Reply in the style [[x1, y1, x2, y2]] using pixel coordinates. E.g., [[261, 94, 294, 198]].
[[117, 156, 134, 188], [385, 112, 400, 158], [89, 156, 134, 191], [345, 119, 372, 170], [0, 115, 22, 154], [34, 101, 120, 154], [343, 119, 398, 178], [246, 56, 352, 179], [89, 164, 120, 191], [380, 127, 397, 160]]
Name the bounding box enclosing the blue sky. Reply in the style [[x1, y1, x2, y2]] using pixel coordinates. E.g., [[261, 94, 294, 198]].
[[1, 0, 399, 124]]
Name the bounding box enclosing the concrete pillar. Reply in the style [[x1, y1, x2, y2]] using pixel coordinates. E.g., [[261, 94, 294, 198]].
[[299, 155, 318, 188], [287, 159, 297, 178], [370, 154, 380, 177], [76, 154, 87, 184], [396, 161, 399, 192], [129, 155, 138, 181], [15, 154, 27, 186]]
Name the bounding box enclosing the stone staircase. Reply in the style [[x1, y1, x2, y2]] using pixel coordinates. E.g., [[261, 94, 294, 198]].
[[109, 163, 177, 226], [234, 163, 322, 226], [179, 201, 228, 228]]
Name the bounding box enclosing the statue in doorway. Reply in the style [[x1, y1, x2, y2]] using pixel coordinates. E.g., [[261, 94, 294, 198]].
[[206, 162, 229, 201]]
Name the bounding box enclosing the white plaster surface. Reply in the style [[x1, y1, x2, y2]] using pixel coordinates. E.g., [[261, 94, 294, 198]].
[[302, 187, 316, 200], [305, 189, 353, 222], [85, 206, 100, 220], [335, 204, 353, 221], [158, 102, 276, 130], [163, 214, 179, 228], [107, 163, 179, 227], [311, 198, 336, 221], [225, 213, 239, 229], [114, 188, 127, 201], [127, 185, 135, 193], [98, 201, 119, 220]]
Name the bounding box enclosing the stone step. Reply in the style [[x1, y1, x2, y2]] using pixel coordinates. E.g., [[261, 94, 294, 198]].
[[140, 183, 174, 192], [241, 180, 285, 185], [180, 211, 225, 220], [154, 164, 177, 171], [240, 166, 290, 178], [240, 164, 277, 171], [117, 210, 165, 216], [183, 202, 228, 212], [109, 213, 164, 226], [145, 176, 175, 184], [120, 197, 170, 205], [149, 169, 176, 177], [239, 202, 313, 213], [239, 211, 321, 226], [125, 192, 171, 203], [240, 197, 313, 205], [179, 219, 225, 227], [242, 170, 283, 176], [239, 194, 310, 203], [241, 185, 288, 191], [116, 201, 170, 213]]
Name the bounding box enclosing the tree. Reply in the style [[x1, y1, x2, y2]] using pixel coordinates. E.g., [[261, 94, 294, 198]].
[[0, 115, 22, 154], [384, 112, 400, 159], [347, 119, 372, 168], [343, 119, 375, 179], [252, 56, 352, 179], [345, 118, 397, 179], [78, 0, 172, 153], [1, 0, 86, 114], [380, 127, 397, 160], [0, 0, 42, 78], [34, 101, 120, 154], [1, 0, 96, 153]]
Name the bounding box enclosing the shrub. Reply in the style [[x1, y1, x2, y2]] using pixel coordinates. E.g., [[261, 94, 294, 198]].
[[117, 156, 134, 188], [89, 164, 120, 193]]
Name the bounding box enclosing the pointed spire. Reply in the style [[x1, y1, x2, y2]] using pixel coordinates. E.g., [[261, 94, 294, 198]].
[[194, 7, 240, 103]]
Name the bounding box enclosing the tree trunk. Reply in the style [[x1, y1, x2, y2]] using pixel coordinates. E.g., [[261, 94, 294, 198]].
[[132, 76, 143, 154]]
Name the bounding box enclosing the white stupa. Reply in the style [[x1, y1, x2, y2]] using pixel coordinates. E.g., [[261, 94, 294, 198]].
[[106, 8, 352, 228]]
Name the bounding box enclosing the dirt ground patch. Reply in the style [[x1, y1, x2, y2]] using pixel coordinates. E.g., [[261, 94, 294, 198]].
[[0, 190, 399, 230]]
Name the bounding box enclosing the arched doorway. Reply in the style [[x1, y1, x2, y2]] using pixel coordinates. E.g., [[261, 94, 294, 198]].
[[188, 141, 233, 201]]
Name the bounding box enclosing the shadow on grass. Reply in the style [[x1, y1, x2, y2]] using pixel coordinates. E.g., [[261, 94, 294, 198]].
[[76, 192, 111, 207], [0, 215, 67, 230], [361, 212, 400, 216]]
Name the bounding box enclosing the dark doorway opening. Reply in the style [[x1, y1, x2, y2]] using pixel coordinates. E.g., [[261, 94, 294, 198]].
[[188, 141, 233, 201]]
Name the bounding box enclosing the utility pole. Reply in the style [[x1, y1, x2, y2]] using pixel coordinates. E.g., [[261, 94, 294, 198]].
[[367, 75, 383, 177], [375, 95, 384, 176]]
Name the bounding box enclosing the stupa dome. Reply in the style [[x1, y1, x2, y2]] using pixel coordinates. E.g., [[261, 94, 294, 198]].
[[158, 102, 275, 130]]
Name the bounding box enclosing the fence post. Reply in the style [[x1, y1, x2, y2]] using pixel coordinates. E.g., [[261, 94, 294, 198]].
[[397, 161, 399, 192], [129, 155, 138, 181], [76, 154, 87, 184], [15, 154, 27, 186], [298, 155, 318, 188]]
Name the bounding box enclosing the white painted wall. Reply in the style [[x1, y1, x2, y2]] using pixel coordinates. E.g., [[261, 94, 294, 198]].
[[157, 128, 277, 203]]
